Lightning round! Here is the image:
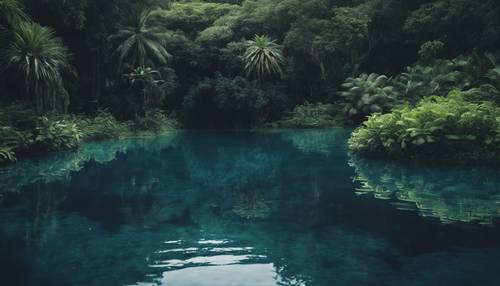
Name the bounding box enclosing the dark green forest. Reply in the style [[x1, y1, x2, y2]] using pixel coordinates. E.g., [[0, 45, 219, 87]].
[[1, 0, 500, 164]]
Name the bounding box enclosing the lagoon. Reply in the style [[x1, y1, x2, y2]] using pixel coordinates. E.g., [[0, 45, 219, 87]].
[[1, 129, 500, 286]]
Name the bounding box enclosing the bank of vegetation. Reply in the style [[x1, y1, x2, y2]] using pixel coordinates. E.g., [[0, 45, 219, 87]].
[[1, 0, 500, 164]]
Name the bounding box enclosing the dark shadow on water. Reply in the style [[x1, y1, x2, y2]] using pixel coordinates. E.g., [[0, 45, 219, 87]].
[[1, 129, 500, 285]]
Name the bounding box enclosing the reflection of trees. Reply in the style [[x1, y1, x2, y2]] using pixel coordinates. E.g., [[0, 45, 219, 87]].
[[278, 128, 350, 155], [183, 146, 282, 190], [177, 134, 284, 223], [0, 181, 69, 249], [0, 132, 179, 194], [1, 130, 376, 285], [232, 189, 271, 220], [176, 133, 285, 224], [349, 155, 500, 225], [24, 182, 68, 246], [0, 132, 181, 247], [173, 204, 392, 286]]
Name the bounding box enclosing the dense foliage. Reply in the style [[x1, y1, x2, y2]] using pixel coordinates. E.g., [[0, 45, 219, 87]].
[[4, 22, 72, 113], [0, 104, 177, 164], [340, 73, 397, 122], [269, 102, 345, 128], [349, 91, 500, 164], [1, 0, 500, 163]]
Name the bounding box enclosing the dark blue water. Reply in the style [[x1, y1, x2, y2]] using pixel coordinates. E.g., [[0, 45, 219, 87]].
[[1, 129, 500, 286]]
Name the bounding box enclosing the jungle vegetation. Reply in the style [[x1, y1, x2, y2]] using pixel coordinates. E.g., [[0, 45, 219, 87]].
[[1, 0, 500, 164]]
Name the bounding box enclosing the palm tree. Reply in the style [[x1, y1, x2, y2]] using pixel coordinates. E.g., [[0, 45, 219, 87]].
[[243, 35, 284, 81], [3, 22, 72, 113], [0, 0, 28, 28], [109, 9, 172, 69], [124, 66, 165, 113]]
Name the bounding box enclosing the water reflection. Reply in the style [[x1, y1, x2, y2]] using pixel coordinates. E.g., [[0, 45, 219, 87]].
[[232, 190, 272, 220], [350, 155, 500, 225], [1, 130, 500, 286], [0, 132, 179, 194], [277, 129, 351, 155]]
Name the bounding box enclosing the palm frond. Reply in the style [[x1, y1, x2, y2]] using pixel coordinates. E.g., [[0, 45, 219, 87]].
[[109, 9, 172, 68], [243, 35, 284, 81], [0, 0, 28, 27], [3, 22, 71, 113]]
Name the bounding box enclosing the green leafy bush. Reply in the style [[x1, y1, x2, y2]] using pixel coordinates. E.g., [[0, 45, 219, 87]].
[[0, 101, 181, 165], [349, 90, 500, 164], [393, 60, 465, 103], [0, 125, 32, 149], [270, 102, 345, 128], [418, 40, 444, 62], [76, 111, 132, 140], [183, 75, 280, 128], [133, 109, 179, 133], [461, 84, 500, 105], [33, 116, 82, 152], [0, 123, 33, 164], [340, 73, 397, 122], [393, 53, 500, 104]]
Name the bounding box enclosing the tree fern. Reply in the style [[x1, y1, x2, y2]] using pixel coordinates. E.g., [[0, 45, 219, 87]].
[[243, 35, 284, 81], [109, 9, 172, 69], [3, 22, 71, 113]]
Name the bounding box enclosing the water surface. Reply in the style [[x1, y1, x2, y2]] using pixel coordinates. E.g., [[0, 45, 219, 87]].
[[1, 129, 500, 286]]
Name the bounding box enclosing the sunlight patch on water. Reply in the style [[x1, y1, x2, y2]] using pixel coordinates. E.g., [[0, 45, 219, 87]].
[[151, 254, 266, 268], [163, 240, 182, 244], [198, 239, 232, 245], [159, 264, 278, 286]]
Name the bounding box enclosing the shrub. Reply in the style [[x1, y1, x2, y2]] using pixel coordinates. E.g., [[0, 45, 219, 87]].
[[461, 84, 500, 105], [133, 109, 179, 133], [213, 76, 270, 116], [418, 40, 444, 62], [349, 90, 500, 164], [270, 102, 345, 128], [0, 125, 32, 150], [393, 53, 500, 104], [340, 73, 397, 122], [0, 103, 180, 165], [0, 124, 33, 164], [392, 60, 465, 103], [33, 116, 83, 152], [183, 75, 279, 128], [76, 111, 132, 140]]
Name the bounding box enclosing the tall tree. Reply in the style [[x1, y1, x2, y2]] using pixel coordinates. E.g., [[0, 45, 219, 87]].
[[3, 22, 72, 113], [243, 35, 284, 81], [124, 66, 165, 115], [108, 9, 172, 69]]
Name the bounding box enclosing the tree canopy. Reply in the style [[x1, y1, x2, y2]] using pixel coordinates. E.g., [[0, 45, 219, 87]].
[[0, 0, 499, 130]]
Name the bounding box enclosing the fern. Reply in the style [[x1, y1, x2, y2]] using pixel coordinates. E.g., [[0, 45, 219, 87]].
[[340, 73, 397, 122]]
